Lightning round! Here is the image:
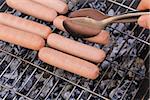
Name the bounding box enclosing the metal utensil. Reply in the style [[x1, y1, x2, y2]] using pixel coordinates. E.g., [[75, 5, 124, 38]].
[[63, 10, 150, 38]]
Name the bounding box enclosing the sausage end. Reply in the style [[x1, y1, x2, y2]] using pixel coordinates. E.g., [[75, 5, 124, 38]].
[[33, 38, 45, 50]]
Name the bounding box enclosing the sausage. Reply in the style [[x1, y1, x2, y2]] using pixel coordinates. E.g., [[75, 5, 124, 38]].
[[0, 13, 51, 39], [6, 0, 57, 22], [53, 15, 68, 32], [84, 30, 110, 45], [47, 33, 106, 63], [0, 24, 45, 50], [38, 47, 100, 79], [53, 16, 109, 44], [31, 0, 68, 14]]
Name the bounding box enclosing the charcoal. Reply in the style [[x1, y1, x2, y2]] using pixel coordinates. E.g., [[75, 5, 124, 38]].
[[19, 97, 26, 100], [0, 0, 148, 99], [109, 80, 131, 99], [3, 71, 18, 80], [13, 11, 22, 16], [0, 41, 6, 48], [108, 9, 115, 16]]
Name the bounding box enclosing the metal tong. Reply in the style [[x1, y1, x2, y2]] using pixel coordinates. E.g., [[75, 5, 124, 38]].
[[63, 9, 150, 38]]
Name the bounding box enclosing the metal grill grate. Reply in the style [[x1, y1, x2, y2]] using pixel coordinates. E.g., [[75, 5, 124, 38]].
[[0, 0, 149, 100]]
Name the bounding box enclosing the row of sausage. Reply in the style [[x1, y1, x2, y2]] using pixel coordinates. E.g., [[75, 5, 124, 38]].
[[0, 0, 109, 79]]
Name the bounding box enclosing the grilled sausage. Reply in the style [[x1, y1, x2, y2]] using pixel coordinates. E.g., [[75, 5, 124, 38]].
[[0, 24, 45, 50], [39, 47, 100, 79], [84, 30, 110, 45], [53, 16, 110, 44], [47, 33, 106, 63], [31, 0, 68, 14], [6, 0, 57, 22], [53, 15, 68, 32], [0, 13, 51, 39]]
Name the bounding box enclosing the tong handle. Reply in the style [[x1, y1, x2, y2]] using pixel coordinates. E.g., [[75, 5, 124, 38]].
[[104, 9, 150, 23], [114, 10, 149, 23], [123, 9, 149, 14], [114, 18, 138, 23]]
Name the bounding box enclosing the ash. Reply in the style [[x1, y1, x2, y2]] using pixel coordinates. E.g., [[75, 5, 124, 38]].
[[0, 0, 148, 100]]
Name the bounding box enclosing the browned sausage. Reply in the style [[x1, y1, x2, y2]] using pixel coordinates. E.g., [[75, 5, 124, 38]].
[[53, 16, 110, 44], [0, 24, 45, 50], [6, 0, 57, 22], [31, 0, 68, 14], [0, 13, 51, 39], [47, 33, 106, 63], [84, 30, 110, 45], [38, 47, 100, 79], [53, 15, 68, 32]]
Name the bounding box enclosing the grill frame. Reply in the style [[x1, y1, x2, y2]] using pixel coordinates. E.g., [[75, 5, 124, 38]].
[[0, 0, 149, 100]]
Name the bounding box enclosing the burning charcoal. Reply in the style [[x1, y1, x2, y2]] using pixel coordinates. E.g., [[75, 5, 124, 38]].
[[10, 59, 21, 72], [3, 71, 18, 80], [30, 89, 40, 98], [0, 41, 6, 48], [101, 60, 110, 69], [117, 70, 125, 77], [28, 16, 36, 21], [61, 32, 70, 38], [99, 79, 110, 90], [99, 2, 107, 11], [11, 45, 24, 55], [68, 0, 79, 10], [116, 23, 126, 31], [109, 80, 130, 99], [5, 55, 12, 63], [128, 68, 134, 78], [109, 47, 119, 58], [107, 68, 116, 78], [44, 77, 54, 88], [0, 61, 9, 74], [54, 69, 64, 77], [93, 44, 101, 49], [6, 89, 16, 99], [0, 88, 9, 98], [123, 81, 138, 100], [19, 97, 26, 100], [33, 59, 42, 65], [25, 51, 37, 61], [35, 74, 45, 82], [131, 58, 146, 80], [109, 88, 118, 99], [19, 75, 33, 91], [61, 84, 72, 99], [111, 23, 118, 29], [40, 87, 50, 98], [63, 72, 77, 82], [107, 80, 117, 90], [107, 9, 115, 16], [13, 11, 22, 16], [43, 72, 50, 79], [0, 52, 6, 60], [89, 0, 107, 11], [18, 48, 28, 57], [62, 91, 70, 99]]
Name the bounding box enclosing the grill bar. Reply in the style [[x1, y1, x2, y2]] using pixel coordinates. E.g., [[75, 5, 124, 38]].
[[0, 0, 149, 100], [108, 0, 137, 11], [0, 48, 109, 99]]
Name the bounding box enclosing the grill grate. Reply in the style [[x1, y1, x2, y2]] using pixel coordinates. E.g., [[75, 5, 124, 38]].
[[0, 0, 149, 100]]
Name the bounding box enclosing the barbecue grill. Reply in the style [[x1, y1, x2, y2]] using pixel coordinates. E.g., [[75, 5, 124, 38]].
[[0, 0, 149, 100]]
